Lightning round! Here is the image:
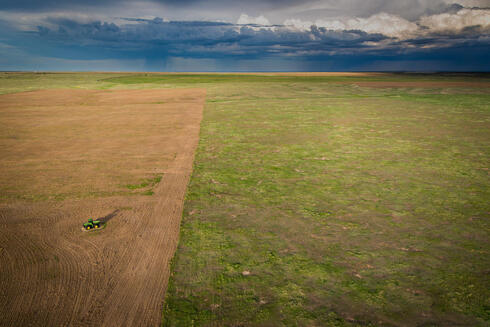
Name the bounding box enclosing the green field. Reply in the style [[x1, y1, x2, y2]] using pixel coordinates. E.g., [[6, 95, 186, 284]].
[[1, 72, 489, 326]]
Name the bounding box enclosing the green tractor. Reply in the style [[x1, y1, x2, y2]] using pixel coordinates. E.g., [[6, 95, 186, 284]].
[[83, 218, 102, 231]]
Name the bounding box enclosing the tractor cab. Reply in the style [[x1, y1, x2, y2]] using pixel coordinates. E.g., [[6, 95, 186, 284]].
[[83, 218, 101, 230]]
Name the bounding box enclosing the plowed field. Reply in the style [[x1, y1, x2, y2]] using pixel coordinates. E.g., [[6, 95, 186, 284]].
[[0, 88, 205, 326]]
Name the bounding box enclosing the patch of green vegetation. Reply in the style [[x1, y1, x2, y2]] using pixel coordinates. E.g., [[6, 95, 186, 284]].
[[0, 72, 127, 95], [163, 76, 489, 326], [125, 174, 162, 195], [0, 190, 131, 202], [102, 73, 490, 86], [126, 175, 160, 189], [0, 173, 163, 201]]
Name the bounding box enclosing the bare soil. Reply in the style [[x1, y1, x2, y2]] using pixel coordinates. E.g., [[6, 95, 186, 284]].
[[0, 88, 205, 326]]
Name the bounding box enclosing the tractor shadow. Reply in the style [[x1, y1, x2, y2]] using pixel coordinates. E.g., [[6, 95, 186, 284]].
[[98, 209, 120, 224]]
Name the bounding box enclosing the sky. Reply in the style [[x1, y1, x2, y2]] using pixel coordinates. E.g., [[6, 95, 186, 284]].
[[0, 0, 489, 71]]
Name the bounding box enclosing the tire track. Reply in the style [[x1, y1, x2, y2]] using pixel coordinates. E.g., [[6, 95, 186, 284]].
[[100, 93, 205, 327], [0, 88, 206, 326]]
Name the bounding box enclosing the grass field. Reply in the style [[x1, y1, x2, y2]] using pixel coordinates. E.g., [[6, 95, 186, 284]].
[[1, 72, 489, 326]]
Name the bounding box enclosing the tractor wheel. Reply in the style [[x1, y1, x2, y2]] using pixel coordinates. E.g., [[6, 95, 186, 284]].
[[94, 224, 99, 229], [86, 226, 91, 230]]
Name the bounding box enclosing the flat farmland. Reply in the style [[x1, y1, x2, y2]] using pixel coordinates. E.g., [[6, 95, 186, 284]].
[[0, 87, 205, 326], [154, 74, 488, 326], [0, 73, 489, 327]]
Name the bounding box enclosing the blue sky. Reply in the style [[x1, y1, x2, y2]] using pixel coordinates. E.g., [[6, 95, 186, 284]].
[[0, 0, 489, 71]]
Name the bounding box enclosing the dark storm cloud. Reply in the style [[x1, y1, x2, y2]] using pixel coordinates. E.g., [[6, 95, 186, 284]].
[[0, 0, 305, 11], [4, 14, 484, 62], [1, 1, 489, 71], [24, 17, 389, 59], [0, 0, 114, 10]]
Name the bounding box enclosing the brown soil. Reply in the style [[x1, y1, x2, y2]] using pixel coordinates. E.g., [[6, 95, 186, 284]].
[[0, 88, 206, 326]]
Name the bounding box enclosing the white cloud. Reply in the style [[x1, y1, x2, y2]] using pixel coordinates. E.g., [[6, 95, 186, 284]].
[[283, 18, 313, 31], [419, 8, 490, 32], [285, 13, 418, 38], [237, 14, 271, 25], [284, 7, 490, 39], [316, 13, 418, 38]]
